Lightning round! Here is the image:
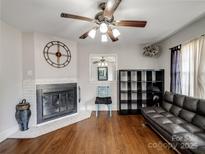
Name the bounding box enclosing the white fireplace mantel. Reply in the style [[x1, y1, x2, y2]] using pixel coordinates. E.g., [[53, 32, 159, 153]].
[[35, 78, 78, 85]]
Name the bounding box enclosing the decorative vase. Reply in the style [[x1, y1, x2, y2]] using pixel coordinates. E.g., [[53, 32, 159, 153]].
[[15, 99, 31, 131]]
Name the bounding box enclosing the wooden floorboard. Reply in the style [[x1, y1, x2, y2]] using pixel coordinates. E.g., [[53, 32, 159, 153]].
[[0, 112, 176, 154]]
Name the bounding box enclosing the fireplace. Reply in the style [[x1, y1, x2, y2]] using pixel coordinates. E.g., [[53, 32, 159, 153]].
[[36, 83, 77, 124]]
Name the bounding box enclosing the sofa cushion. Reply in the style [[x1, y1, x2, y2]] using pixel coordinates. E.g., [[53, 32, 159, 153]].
[[164, 91, 174, 103], [180, 123, 203, 133], [196, 133, 205, 140], [169, 117, 186, 124], [161, 123, 188, 135], [183, 96, 198, 112], [192, 115, 205, 130], [161, 112, 174, 118], [177, 133, 205, 148], [170, 105, 182, 116], [190, 147, 205, 154], [142, 107, 156, 114], [190, 133, 205, 154], [162, 101, 172, 112], [179, 109, 196, 122], [154, 107, 166, 113], [153, 117, 173, 125], [147, 112, 164, 118], [198, 100, 205, 116], [173, 94, 185, 107]]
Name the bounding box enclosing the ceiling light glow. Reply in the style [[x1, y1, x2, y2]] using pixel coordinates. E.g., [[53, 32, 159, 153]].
[[112, 29, 120, 38], [100, 23, 108, 33], [101, 34, 108, 42], [88, 29, 96, 39]]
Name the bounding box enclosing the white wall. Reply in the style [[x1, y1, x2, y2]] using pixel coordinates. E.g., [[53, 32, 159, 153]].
[[158, 16, 205, 91], [0, 20, 22, 141], [22, 33, 35, 80], [21, 32, 78, 82], [34, 33, 78, 81], [78, 43, 161, 111]]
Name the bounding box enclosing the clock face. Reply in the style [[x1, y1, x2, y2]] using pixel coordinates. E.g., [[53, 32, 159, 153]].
[[43, 41, 71, 68]]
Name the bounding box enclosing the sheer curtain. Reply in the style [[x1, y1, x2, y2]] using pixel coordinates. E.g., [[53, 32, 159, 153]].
[[181, 36, 205, 98]]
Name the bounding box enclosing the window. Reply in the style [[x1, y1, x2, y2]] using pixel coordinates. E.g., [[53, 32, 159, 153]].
[[180, 36, 205, 98]]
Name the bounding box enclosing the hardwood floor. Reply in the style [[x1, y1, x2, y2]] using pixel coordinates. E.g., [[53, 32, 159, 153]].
[[0, 112, 175, 154]]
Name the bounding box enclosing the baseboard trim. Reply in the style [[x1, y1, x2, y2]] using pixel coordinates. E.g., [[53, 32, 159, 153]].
[[0, 125, 18, 143]]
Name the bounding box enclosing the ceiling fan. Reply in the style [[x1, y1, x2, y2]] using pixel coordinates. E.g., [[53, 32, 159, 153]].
[[93, 57, 113, 66], [61, 0, 147, 42]]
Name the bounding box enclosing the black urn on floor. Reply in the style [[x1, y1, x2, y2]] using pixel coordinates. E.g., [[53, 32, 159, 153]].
[[15, 99, 31, 131]]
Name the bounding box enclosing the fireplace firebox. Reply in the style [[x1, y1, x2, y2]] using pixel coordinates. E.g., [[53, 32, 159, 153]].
[[36, 83, 77, 124]]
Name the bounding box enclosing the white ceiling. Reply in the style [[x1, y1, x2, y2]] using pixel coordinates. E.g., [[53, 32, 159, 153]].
[[1, 0, 205, 45]]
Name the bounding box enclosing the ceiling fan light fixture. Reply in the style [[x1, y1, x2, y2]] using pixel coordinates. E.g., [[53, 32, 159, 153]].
[[88, 29, 96, 39], [101, 34, 108, 42], [100, 23, 108, 33], [113, 28, 120, 38]]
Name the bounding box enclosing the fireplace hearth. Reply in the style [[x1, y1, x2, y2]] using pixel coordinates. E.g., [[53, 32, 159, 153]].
[[36, 83, 77, 124]]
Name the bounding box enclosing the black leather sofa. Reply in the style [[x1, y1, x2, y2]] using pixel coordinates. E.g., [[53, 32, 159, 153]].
[[141, 91, 205, 154]]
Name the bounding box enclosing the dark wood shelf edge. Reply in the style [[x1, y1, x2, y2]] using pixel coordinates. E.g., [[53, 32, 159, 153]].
[[118, 109, 141, 115]]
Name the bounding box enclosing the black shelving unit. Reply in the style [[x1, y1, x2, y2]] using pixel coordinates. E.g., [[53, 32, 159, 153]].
[[118, 69, 164, 115]]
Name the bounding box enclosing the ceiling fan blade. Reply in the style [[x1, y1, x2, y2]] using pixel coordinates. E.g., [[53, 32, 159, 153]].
[[79, 27, 98, 39], [114, 20, 147, 27], [61, 13, 94, 22], [79, 31, 90, 39], [107, 27, 119, 42], [103, 0, 121, 19]]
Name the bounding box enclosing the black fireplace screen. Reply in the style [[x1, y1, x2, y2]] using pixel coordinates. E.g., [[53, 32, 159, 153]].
[[36, 83, 77, 124]]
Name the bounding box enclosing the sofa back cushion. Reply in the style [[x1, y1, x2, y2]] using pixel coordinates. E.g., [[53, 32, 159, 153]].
[[164, 91, 174, 103], [192, 115, 205, 130], [162, 92, 174, 111], [162, 92, 205, 130], [173, 94, 185, 107], [183, 96, 198, 112], [162, 101, 172, 111], [192, 100, 205, 130], [178, 96, 197, 122], [179, 109, 196, 122], [170, 105, 182, 116], [198, 100, 205, 116]]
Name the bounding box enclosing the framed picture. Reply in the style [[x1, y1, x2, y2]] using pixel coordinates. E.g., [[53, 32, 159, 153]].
[[98, 67, 108, 81]]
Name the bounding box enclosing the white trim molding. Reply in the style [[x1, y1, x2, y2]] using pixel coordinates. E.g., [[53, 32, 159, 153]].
[[10, 111, 91, 139], [35, 78, 78, 85], [0, 125, 19, 143]]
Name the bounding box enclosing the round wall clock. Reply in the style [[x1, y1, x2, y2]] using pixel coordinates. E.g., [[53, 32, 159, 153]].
[[43, 41, 71, 68]]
